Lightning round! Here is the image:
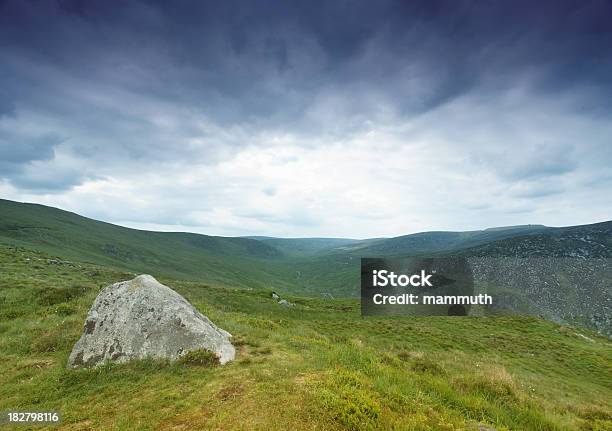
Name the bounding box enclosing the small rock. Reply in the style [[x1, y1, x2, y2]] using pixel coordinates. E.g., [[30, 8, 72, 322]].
[[574, 332, 595, 342]]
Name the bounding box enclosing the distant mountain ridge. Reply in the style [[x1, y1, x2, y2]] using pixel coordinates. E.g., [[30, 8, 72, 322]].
[[1, 197, 609, 262], [242, 237, 368, 257], [336, 225, 551, 256], [459, 220, 612, 258], [0, 198, 610, 335]]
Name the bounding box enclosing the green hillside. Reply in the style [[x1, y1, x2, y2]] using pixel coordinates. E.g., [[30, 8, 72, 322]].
[[1, 199, 610, 336], [0, 199, 546, 298], [0, 244, 610, 430], [244, 237, 370, 257], [0, 200, 610, 429], [0, 199, 371, 297], [0, 199, 298, 291]]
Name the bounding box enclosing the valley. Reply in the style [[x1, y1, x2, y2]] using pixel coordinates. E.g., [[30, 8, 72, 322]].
[[1, 199, 610, 335]]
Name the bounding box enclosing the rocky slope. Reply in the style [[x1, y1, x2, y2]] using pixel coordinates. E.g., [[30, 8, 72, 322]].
[[460, 222, 612, 336]]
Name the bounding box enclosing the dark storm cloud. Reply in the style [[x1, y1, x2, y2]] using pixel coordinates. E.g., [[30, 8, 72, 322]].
[[0, 129, 91, 192], [3, 0, 611, 125], [8, 167, 88, 192], [0, 131, 59, 164], [0, 0, 610, 235]]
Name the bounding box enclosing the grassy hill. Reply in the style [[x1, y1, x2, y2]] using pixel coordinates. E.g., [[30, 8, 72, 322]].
[[1, 199, 610, 336], [0, 199, 549, 298], [0, 199, 299, 291], [338, 226, 550, 257], [0, 244, 610, 430]]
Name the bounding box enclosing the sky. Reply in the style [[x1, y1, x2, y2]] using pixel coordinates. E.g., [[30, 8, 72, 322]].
[[1, 0, 611, 238]]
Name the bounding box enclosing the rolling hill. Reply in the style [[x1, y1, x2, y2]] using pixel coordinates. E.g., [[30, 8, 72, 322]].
[[0, 198, 610, 429], [1, 198, 610, 335], [0, 199, 559, 297], [0, 199, 296, 291], [0, 244, 609, 430], [331, 225, 550, 256]]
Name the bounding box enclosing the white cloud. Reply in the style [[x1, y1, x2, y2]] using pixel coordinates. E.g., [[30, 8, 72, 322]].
[[4, 84, 610, 238]]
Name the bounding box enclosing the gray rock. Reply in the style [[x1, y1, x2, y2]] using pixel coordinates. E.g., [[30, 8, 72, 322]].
[[68, 275, 235, 368], [278, 299, 294, 307]]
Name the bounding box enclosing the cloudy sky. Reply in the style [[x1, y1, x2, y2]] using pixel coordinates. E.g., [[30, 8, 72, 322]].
[[1, 0, 611, 238]]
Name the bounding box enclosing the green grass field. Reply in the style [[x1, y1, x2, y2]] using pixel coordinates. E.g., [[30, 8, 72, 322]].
[[0, 199, 363, 297], [1, 244, 610, 430]]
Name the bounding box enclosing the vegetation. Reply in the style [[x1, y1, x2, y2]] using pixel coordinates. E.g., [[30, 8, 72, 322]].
[[2, 199, 610, 302], [0, 244, 610, 430], [177, 349, 220, 367], [0, 199, 369, 297]]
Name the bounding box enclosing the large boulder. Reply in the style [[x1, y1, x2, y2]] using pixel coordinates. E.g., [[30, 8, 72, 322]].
[[68, 274, 235, 368]]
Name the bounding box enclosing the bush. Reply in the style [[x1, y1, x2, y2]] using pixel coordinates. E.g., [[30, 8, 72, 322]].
[[397, 351, 446, 375], [53, 303, 76, 316], [455, 365, 517, 402], [177, 349, 220, 367], [320, 387, 380, 431], [316, 369, 381, 431], [411, 357, 446, 375], [35, 285, 86, 306], [31, 331, 70, 353]]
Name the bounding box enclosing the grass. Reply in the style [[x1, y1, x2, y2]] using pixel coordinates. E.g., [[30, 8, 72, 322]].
[[0, 198, 364, 297], [0, 244, 611, 430]]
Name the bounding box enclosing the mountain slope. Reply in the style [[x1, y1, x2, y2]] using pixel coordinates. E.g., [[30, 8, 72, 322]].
[[460, 220, 612, 258], [0, 200, 555, 297], [459, 221, 612, 336], [243, 237, 369, 257], [0, 244, 610, 431], [0, 199, 291, 290], [1, 197, 610, 332], [339, 225, 550, 256]]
